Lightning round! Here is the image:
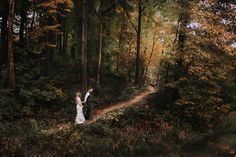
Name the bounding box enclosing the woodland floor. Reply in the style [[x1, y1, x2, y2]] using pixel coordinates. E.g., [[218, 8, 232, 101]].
[[47, 86, 156, 133], [86, 86, 156, 124], [1, 86, 236, 157]]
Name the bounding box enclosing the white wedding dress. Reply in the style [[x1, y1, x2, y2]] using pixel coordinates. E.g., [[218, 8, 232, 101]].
[[75, 97, 85, 124]]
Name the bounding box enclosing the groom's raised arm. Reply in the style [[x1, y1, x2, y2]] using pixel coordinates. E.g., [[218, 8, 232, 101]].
[[84, 92, 90, 102]]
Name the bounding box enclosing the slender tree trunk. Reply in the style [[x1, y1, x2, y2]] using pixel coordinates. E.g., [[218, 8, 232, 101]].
[[165, 62, 170, 84], [116, 52, 119, 72], [172, 16, 181, 51], [135, 0, 142, 85], [58, 35, 62, 53], [73, 0, 82, 81], [119, 13, 127, 73], [8, 0, 16, 90], [140, 34, 157, 86], [46, 31, 54, 71], [81, 0, 88, 90], [46, 32, 50, 71], [1, 9, 8, 65], [49, 31, 54, 65], [174, 1, 191, 86], [176, 1, 190, 67], [62, 27, 68, 54], [30, 11, 35, 31], [27, 10, 35, 47], [172, 0, 191, 100], [96, 16, 103, 87], [74, 27, 80, 78], [19, 0, 27, 48]]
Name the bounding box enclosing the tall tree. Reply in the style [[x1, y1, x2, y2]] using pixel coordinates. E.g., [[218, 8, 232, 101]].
[[8, 0, 15, 90], [81, 0, 88, 89], [139, 33, 157, 86], [32, 0, 73, 71], [135, 0, 142, 85], [72, 0, 82, 77], [95, 0, 126, 86], [19, 0, 27, 48], [124, 0, 144, 85], [0, 1, 8, 66], [159, 0, 236, 128], [172, 0, 191, 100], [96, 0, 104, 87], [176, 0, 190, 67], [62, 23, 68, 53]]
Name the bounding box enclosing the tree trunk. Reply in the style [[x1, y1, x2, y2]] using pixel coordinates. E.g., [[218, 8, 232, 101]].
[[81, 0, 88, 90], [62, 27, 68, 54], [172, 0, 191, 100], [96, 16, 103, 87], [49, 32, 54, 65], [140, 34, 157, 87], [135, 0, 142, 85], [116, 52, 119, 72], [19, 0, 27, 48], [30, 11, 35, 31], [73, 0, 82, 81], [173, 0, 191, 89], [47, 31, 54, 71], [176, 1, 190, 67], [119, 13, 127, 73], [8, 0, 16, 90], [172, 16, 181, 51], [57, 35, 62, 53], [1, 9, 8, 65]]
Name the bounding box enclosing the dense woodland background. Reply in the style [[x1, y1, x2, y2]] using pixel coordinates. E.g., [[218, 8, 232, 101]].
[[0, 0, 236, 156]]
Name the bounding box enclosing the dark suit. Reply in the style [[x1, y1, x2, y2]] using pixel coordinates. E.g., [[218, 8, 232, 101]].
[[85, 93, 92, 119]]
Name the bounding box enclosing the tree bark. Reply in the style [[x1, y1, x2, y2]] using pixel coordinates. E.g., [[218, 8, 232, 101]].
[[49, 32, 54, 65], [47, 31, 54, 71], [140, 34, 157, 86], [96, 15, 103, 87], [62, 27, 68, 53], [135, 0, 142, 85], [57, 35, 62, 53], [30, 11, 35, 31], [81, 0, 88, 90], [116, 52, 119, 72], [73, 0, 82, 80], [172, 0, 191, 100], [19, 0, 27, 48], [8, 0, 16, 90], [119, 13, 127, 73], [1, 8, 8, 65], [176, 1, 190, 67]]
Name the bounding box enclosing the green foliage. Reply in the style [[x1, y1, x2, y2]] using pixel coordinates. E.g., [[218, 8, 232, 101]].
[[222, 80, 236, 111], [88, 123, 113, 136], [157, 1, 236, 129], [0, 89, 18, 117], [0, 49, 70, 118]]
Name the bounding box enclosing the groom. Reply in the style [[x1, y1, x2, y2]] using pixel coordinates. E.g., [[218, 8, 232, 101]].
[[84, 87, 93, 120]]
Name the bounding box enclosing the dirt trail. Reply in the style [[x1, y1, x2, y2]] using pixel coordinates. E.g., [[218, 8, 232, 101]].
[[86, 86, 156, 124]]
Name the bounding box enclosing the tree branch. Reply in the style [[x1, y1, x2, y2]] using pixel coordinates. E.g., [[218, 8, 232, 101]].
[[141, 5, 146, 13], [101, 0, 121, 15], [124, 8, 138, 33]]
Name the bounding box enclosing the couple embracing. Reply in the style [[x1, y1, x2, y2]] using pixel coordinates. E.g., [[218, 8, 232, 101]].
[[75, 87, 93, 125]]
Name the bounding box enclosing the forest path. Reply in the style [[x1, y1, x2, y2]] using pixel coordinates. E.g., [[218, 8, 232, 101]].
[[85, 86, 156, 125]]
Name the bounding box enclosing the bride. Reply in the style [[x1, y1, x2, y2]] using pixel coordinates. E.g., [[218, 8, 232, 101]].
[[75, 92, 85, 124]]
